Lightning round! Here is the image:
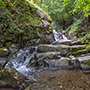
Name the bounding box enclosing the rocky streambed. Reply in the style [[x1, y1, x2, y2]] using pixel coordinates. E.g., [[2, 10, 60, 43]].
[[0, 30, 90, 90]]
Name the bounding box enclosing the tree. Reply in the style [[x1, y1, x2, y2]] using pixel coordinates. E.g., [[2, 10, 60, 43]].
[[64, 0, 90, 17]]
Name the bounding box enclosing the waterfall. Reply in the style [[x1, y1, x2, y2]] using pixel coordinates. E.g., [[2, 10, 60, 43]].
[[6, 28, 68, 80], [53, 29, 67, 41], [6, 47, 37, 80]]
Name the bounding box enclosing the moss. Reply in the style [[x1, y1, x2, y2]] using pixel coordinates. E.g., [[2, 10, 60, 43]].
[[0, 0, 52, 47], [0, 68, 16, 86], [70, 49, 86, 55], [5, 42, 11, 48], [70, 46, 85, 52], [0, 47, 5, 51], [86, 60, 90, 66]]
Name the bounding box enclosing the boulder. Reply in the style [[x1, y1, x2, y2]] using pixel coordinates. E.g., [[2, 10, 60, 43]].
[[48, 57, 70, 67], [0, 68, 17, 88], [77, 55, 90, 70], [0, 48, 10, 57], [9, 44, 19, 53], [0, 58, 7, 69], [37, 44, 85, 56], [0, 67, 27, 88]]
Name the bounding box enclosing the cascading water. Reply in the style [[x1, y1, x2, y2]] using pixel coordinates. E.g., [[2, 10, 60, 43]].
[[6, 47, 37, 80], [53, 29, 67, 41], [6, 28, 68, 80]]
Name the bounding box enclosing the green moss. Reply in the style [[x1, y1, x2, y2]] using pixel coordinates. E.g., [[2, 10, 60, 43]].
[[0, 68, 16, 82], [0, 48, 5, 51], [69, 45, 86, 53], [70, 49, 86, 55], [86, 60, 90, 66], [5, 42, 11, 48], [0, 0, 52, 47]]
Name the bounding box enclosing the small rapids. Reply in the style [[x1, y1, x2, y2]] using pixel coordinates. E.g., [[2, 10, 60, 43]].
[[6, 47, 37, 80], [6, 29, 68, 80], [53, 29, 67, 41]]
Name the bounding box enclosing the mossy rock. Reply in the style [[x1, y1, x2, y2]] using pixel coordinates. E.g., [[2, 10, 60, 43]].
[[87, 60, 90, 66], [0, 0, 53, 47], [0, 68, 17, 87], [0, 47, 10, 57]]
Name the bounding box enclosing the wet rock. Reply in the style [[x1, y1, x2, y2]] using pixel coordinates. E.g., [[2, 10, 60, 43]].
[[9, 44, 19, 53], [52, 40, 72, 45], [0, 58, 7, 69], [0, 48, 10, 57]]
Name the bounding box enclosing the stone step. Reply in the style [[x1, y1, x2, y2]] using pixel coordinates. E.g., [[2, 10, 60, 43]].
[[77, 55, 90, 70], [52, 40, 72, 45], [37, 44, 85, 56], [35, 52, 90, 70], [36, 52, 61, 60]]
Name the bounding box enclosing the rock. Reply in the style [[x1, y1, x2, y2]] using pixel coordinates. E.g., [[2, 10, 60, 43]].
[[48, 57, 70, 67], [36, 52, 61, 60], [0, 58, 7, 69], [71, 39, 82, 45], [9, 44, 19, 53], [0, 68, 17, 88], [0, 0, 53, 47], [24, 85, 31, 90], [77, 55, 90, 70], [0, 48, 10, 57], [52, 40, 72, 45], [39, 32, 54, 44], [37, 44, 69, 56], [69, 55, 76, 60], [0, 88, 16, 90], [0, 67, 27, 89], [37, 44, 85, 56]]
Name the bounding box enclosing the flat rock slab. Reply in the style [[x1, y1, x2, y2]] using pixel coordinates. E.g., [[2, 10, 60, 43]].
[[37, 44, 85, 56], [52, 40, 72, 45], [48, 57, 70, 67], [37, 52, 61, 60]]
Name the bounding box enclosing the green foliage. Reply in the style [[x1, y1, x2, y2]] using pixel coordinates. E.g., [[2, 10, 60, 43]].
[[64, 0, 90, 17], [37, 0, 75, 29]]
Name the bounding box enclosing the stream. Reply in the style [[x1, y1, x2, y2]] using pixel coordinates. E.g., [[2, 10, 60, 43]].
[[5, 30, 90, 90], [6, 30, 67, 80]]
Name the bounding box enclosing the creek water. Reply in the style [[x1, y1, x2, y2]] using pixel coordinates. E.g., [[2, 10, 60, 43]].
[[53, 29, 67, 41], [6, 30, 67, 80]]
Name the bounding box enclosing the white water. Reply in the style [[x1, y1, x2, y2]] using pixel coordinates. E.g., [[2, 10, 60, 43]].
[[6, 29, 68, 80], [53, 29, 67, 41], [6, 47, 37, 80]]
